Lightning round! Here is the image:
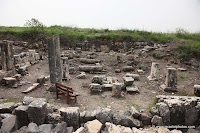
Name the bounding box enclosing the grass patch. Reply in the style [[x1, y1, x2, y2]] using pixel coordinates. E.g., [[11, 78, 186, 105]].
[[91, 96, 108, 106], [138, 64, 145, 70], [176, 93, 195, 97], [126, 101, 140, 109], [2, 97, 22, 103], [146, 99, 158, 111], [149, 51, 164, 59], [180, 75, 187, 79]]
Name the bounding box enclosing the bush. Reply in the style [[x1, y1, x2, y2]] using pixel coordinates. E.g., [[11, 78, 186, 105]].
[[149, 51, 163, 59], [178, 42, 200, 59]]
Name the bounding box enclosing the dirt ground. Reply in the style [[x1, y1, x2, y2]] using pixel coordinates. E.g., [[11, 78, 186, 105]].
[[0, 46, 200, 111]]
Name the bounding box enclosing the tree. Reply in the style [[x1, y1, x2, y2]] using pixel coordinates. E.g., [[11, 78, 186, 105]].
[[24, 18, 45, 33], [23, 18, 45, 40]]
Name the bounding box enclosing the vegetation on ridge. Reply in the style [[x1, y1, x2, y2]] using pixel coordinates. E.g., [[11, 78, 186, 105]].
[[0, 18, 199, 59]]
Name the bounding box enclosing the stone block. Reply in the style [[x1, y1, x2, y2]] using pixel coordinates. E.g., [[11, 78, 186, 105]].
[[89, 83, 102, 94], [92, 75, 106, 85], [45, 113, 62, 125], [122, 66, 134, 72], [39, 124, 53, 133], [102, 84, 113, 91], [0, 115, 17, 133], [123, 76, 134, 86], [2, 77, 16, 87], [26, 123, 39, 133], [37, 75, 46, 85], [194, 84, 200, 97], [59, 107, 80, 129], [13, 105, 29, 128], [112, 83, 122, 98], [84, 119, 102, 133], [28, 98, 47, 125], [79, 65, 103, 72], [96, 108, 113, 124], [126, 86, 139, 94], [52, 122, 67, 133], [0, 102, 16, 113], [125, 73, 140, 80]]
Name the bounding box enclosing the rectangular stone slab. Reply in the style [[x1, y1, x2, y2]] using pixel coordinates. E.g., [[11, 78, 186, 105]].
[[22, 83, 40, 93], [79, 65, 103, 72]]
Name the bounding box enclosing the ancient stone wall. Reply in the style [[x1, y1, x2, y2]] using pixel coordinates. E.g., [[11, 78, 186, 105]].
[[0, 95, 199, 132]]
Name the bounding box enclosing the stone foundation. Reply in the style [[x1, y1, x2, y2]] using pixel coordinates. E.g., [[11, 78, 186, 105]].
[[0, 95, 200, 133]]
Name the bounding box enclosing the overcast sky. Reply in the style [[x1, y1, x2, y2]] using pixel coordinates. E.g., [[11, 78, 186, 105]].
[[0, 0, 200, 32]]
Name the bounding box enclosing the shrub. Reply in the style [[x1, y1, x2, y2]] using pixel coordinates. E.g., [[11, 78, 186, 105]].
[[149, 51, 163, 59], [178, 42, 200, 59]]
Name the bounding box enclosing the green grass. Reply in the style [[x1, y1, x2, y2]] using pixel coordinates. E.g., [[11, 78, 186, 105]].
[[138, 64, 145, 69], [177, 41, 200, 59], [0, 25, 199, 44], [180, 75, 187, 79], [149, 51, 164, 59], [0, 26, 177, 43], [126, 102, 140, 109], [1, 97, 22, 103], [146, 99, 158, 111], [0, 23, 200, 59]]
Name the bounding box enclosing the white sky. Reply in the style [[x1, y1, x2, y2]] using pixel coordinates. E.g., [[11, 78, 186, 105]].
[[0, 0, 200, 33]]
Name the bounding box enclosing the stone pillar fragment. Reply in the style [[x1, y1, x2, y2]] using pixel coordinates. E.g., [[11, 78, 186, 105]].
[[14, 55, 22, 66], [112, 83, 122, 98], [48, 36, 62, 88], [85, 40, 89, 51], [0, 40, 15, 72], [147, 62, 159, 81], [81, 43, 86, 51], [160, 68, 177, 92], [61, 57, 70, 80], [95, 43, 101, 52], [28, 50, 36, 64], [194, 84, 200, 96]]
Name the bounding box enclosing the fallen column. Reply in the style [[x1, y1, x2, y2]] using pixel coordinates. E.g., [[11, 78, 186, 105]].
[[79, 65, 103, 72], [79, 58, 99, 64]]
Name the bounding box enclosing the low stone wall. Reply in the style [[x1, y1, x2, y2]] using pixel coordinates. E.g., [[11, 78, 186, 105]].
[[0, 95, 199, 133]]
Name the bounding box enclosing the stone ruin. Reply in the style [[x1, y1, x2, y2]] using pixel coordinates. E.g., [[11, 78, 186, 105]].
[[0, 40, 43, 89], [14, 49, 41, 76], [88, 74, 140, 97], [0, 36, 200, 133], [194, 85, 200, 97], [147, 62, 160, 81], [0, 40, 15, 78], [0, 95, 199, 132], [160, 68, 177, 92]]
